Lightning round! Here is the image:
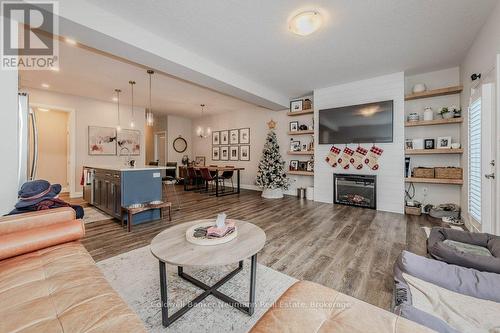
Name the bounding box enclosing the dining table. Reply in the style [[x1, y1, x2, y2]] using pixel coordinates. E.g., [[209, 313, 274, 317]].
[[190, 166, 245, 197]]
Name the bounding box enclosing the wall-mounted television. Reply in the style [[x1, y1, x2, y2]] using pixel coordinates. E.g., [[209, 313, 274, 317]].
[[318, 100, 393, 144]]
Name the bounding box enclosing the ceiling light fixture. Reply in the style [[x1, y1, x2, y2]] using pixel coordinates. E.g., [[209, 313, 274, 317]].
[[146, 69, 155, 127], [129, 80, 136, 128], [289, 11, 322, 36], [49, 66, 59, 72], [38, 108, 50, 112], [196, 104, 211, 138], [112, 97, 118, 102], [65, 37, 77, 45], [115, 89, 122, 131], [41, 83, 50, 88]]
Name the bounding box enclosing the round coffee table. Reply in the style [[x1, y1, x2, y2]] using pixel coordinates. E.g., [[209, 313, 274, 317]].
[[150, 219, 266, 327]]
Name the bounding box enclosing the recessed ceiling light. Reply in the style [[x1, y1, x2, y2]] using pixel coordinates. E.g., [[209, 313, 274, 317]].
[[50, 66, 59, 72], [112, 97, 118, 102], [289, 11, 322, 36], [41, 83, 50, 88], [65, 37, 77, 45], [38, 108, 50, 112]]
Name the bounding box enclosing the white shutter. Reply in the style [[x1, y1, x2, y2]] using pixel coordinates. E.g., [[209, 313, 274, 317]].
[[468, 97, 482, 223]]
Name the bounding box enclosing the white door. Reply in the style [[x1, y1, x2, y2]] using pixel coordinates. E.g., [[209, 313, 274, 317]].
[[468, 71, 496, 233], [154, 131, 167, 165]]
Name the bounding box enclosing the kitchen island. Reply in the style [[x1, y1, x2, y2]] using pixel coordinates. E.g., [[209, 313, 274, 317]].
[[83, 165, 168, 226]]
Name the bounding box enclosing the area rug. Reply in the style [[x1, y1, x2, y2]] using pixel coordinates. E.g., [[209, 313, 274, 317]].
[[83, 207, 113, 224], [97, 246, 297, 333]]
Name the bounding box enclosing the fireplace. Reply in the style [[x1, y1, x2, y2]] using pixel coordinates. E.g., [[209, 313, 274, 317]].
[[334, 174, 377, 209]]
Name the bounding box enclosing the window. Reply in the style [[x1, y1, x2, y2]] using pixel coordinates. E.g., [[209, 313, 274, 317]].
[[468, 97, 482, 223]]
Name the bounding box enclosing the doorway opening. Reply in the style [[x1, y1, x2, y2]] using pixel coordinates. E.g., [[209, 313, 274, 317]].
[[154, 131, 168, 166]]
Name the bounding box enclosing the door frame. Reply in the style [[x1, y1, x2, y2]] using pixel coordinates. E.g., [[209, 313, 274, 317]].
[[154, 131, 167, 165], [496, 54, 500, 235], [29, 103, 77, 198]]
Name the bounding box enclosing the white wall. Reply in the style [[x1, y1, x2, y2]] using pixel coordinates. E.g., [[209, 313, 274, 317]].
[[405, 67, 462, 207], [27, 89, 146, 195], [192, 108, 313, 194], [460, 1, 500, 232], [313, 72, 405, 214], [0, 69, 19, 215], [167, 115, 192, 166]]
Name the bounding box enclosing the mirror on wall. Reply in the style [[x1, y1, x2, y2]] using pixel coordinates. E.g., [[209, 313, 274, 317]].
[[173, 136, 187, 153]]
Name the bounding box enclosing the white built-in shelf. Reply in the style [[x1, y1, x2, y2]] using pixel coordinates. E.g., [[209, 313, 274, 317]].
[[405, 148, 463, 155], [287, 170, 314, 176], [287, 109, 314, 116], [405, 177, 463, 185], [288, 151, 314, 155], [287, 130, 314, 135], [405, 86, 463, 101], [405, 117, 462, 127]]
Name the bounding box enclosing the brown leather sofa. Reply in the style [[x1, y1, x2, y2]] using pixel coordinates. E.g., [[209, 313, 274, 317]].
[[0, 208, 146, 333], [250, 280, 434, 333]]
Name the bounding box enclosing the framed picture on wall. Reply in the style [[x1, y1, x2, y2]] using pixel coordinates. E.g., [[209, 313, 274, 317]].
[[195, 156, 206, 166], [230, 146, 239, 161], [220, 146, 229, 160], [212, 147, 220, 160], [117, 129, 141, 156], [88, 126, 117, 155], [239, 145, 250, 161], [229, 129, 239, 144], [239, 128, 250, 144], [212, 131, 220, 145], [221, 130, 229, 145]]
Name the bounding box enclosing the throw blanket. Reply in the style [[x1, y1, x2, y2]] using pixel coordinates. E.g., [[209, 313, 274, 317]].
[[403, 272, 500, 333]]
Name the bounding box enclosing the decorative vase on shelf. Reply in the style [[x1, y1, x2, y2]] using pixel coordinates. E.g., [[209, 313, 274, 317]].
[[423, 107, 434, 121]]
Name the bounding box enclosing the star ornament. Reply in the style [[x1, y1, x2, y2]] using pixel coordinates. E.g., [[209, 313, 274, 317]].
[[267, 119, 277, 129]]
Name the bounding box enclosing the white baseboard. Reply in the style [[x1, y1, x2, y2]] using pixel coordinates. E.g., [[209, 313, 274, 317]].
[[240, 184, 261, 191]]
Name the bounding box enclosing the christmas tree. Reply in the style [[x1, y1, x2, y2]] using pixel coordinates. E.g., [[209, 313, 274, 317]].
[[256, 128, 290, 191]]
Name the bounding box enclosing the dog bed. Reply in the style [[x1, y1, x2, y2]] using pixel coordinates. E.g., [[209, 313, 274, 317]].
[[428, 227, 500, 273]]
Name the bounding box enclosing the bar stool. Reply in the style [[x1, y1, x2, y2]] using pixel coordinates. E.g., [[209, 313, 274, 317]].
[[162, 162, 180, 210]]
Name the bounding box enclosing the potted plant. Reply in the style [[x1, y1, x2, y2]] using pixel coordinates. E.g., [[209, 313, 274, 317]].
[[438, 107, 453, 119], [449, 105, 461, 118]]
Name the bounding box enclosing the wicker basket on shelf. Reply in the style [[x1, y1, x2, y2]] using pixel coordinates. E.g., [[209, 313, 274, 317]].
[[405, 206, 422, 216], [412, 167, 434, 178], [434, 167, 463, 179]]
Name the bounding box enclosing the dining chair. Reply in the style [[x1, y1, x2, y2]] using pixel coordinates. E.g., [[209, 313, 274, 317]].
[[186, 166, 202, 191], [219, 166, 235, 192], [199, 167, 217, 194]]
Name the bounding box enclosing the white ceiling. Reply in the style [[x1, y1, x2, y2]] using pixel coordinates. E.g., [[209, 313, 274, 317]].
[[85, 0, 497, 98], [20, 42, 263, 118]]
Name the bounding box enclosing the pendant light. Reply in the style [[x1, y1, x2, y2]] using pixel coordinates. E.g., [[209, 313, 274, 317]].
[[115, 89, 122, 131], [146, 70, 155, 127], [196, 104, 212, 138], [129, 80, 136, 128]]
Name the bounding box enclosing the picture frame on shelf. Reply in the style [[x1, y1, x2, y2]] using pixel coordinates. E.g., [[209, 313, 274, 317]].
[[307, 160, 314, 172], [195, 156, 206, 166], [290, 99, 303, 112], [220, 130, 229, 145], [220, 146, 229, 160], [229, 129, 239, 144], [212, 147, 220, 161], [239, 145, 250, 161], [437, 136, 451, 149], [289, 121, 299, 132], [298, 161, 308, 171], [290, 140, 301, 151], [230, 146, 239, 161], [212, 131, 220, 145], [405, 139, 413, 150], [289, 160, 299, 171], [424, 139, 435, 149], [239, 128, 250, 144]]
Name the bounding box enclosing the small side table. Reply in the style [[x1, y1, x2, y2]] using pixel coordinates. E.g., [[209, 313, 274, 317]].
[[121, 202, 172, 232]]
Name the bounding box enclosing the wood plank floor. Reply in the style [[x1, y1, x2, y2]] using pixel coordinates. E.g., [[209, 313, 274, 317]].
[[67, 186, 447, 310]]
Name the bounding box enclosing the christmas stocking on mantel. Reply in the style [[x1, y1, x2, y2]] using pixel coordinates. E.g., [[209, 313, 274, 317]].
[[350, 146, 368, 170], [338, 147, 354, 170], [325, 146, 341, 168], [364, 146, 384, 170]]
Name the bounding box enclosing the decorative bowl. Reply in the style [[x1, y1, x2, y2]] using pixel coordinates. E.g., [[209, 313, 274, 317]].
[[149, 200, 163, 205], [128, 203, 145, 209], [407, 113, 420, 122], [412, 83, 427, 93]]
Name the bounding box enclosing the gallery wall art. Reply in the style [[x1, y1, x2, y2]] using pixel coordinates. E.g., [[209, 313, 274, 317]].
[[118, 129, 141, 156], [88, 126, 117, 155], [211, 128, 250, 161]]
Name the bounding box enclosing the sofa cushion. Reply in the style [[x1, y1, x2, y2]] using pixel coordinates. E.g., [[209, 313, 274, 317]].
[[250, 280, 433, 333], [0, 242, 145, 333]]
